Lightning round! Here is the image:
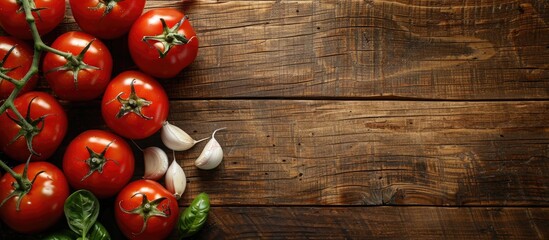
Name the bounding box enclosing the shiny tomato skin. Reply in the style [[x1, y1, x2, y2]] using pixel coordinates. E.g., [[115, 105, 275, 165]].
[[0, 36, 38, 99], [101, 71, 169, 139], [69, 0, 145, 39], [63, 130, 135, 199], [0, 0, 65, 39], [42, 31, 113, 101], [115, 180, 179, 240], [129, 9, 199, 78], [0, 91, 68, 162], [0, 162, 70, 233]]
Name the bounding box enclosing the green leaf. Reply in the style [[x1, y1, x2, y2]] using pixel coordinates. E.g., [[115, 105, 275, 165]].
[[64, 190, 100, 239], [40, 223, 109, 240], [88, 222, 111, 240], [42, 229, 78, 240], [178, 192, 210, 238]]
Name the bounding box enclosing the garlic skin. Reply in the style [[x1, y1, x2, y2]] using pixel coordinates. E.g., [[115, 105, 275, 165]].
[[195, 128, 226, 170], [161, 121, 208, 151], [143, 147, 169, 180], [165, 158, 187, 199]]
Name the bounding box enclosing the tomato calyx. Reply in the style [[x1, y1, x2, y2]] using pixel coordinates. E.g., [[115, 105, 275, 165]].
[[6, 97, 49, 156], [142, 17, 194, 58], [119, 192, 171, 235], [15, 0, 47, 19], [44, 39, 101, 89], [0, 156, 45, 211], [0, 45, 21, 83], [111, 80, 152, 120], [81, 140, 119, 181], [89, 0, 123, 18]]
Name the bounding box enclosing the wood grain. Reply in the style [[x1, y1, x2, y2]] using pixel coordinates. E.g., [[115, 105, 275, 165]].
[[195, 206, 549, 239], [57, 100, 549, 206], [154, 0, 549, 100], [1, 0, 548, 238], [3, 206, 547, 239], [39, 0, 549, 100]]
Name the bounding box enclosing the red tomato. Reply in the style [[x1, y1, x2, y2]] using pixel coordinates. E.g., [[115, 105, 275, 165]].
[[0, 36, 38, 99], [0, 0, 65, 39], [69, 0, 145, 39], [115, 180, 179, 240], [0, 162, 69, 233], [42, 31, 113, 101], [63, 130, 135, 198], [101, 71, 169, 139], [128, 8, 199, 78], [0, 91, 68, 162]]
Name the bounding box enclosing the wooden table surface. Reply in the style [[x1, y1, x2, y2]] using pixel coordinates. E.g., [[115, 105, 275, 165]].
[[2, 0, 549, 239]]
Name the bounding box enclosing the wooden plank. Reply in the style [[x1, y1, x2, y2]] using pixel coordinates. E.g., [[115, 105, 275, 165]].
[[128, 0, 549, 99], [3, 206, 548, 239], [33, 0, 549, 100], [57, 100, 549, 206], [182, 206, 549, 239]]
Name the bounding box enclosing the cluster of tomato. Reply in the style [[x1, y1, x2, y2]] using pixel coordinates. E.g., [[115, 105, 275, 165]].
[[0, 0, 198, 239]]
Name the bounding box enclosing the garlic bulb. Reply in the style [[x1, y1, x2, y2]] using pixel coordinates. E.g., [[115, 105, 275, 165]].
[[165, 153, 186, 199], [195, 128, 226, 170], [161, 121, 209, 151], [143, 147, 169, 180]]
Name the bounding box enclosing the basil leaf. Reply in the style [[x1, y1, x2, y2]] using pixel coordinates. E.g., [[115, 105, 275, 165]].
[[178, 192, 210, 238], [64, 190, 100, 239], [88, 222, 111, 240], [42, 229, 78, 240]]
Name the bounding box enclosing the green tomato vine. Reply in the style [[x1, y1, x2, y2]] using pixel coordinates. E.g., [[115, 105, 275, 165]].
[[0, 0, 78, 156], [0, 0, 75, 201]]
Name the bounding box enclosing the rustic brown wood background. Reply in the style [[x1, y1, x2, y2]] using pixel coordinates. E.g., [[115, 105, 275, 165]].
[[2, 0, 549, 239]]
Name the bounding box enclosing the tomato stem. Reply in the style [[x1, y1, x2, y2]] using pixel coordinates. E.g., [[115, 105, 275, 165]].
[[0, 0, 69, 180], [111, 80, 153, 120], [0, 46, 25, 88], [0, 73, 22, 87], [39, 43, 72, 59], [44, 39, 101, 90], [5, 97, 49, 156], [142, 17, 190, 58], [81, 140, 119, 181], [89, 0, 123, 18], [118, 192, 171, 235], [0, 155, 40, 211], [0, 159, 19, 179]]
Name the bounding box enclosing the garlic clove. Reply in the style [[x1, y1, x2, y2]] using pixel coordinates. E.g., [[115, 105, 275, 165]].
[[165, 153, 186, 199], [161, 121, 209, 151], [195, 128, 226, 170], [143, 147, 169, 180]]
